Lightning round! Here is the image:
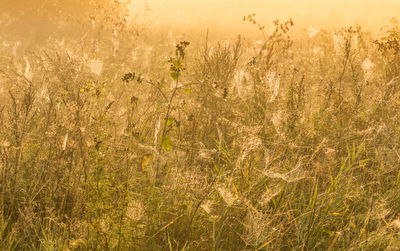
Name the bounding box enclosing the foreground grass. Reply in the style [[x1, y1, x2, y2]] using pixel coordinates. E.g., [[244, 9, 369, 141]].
[[1, 15, 400, 250]]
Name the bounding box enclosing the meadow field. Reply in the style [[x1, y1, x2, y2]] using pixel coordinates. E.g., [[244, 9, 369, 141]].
[[1, 1, 400, 250]]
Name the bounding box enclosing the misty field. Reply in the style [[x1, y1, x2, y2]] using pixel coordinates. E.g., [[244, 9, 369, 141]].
[[1, 1, 400, 250]]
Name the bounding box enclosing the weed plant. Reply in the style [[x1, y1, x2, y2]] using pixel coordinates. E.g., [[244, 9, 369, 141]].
[[0, 6, 400, 250]]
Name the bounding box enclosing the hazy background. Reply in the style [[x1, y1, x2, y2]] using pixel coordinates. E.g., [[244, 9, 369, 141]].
[[129, 0, 400, 36]]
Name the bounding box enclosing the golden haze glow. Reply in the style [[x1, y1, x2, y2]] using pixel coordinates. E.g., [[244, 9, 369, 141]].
[[128, 0, 399, 34]]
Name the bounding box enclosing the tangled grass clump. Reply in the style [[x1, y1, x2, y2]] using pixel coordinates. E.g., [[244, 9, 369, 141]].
[[1, 8, 400, 250]]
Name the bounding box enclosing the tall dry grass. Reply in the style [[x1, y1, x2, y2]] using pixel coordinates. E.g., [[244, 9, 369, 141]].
[[0, 6, 400, 250]]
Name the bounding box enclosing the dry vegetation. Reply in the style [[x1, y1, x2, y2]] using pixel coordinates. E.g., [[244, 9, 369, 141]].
[[1, 1, 400, 250]]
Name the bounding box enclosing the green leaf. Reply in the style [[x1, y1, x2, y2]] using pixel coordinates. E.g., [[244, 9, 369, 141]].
[[161, 135, 173, 151], [157, 81, 165, 88], [181, 88, 192, 94], [170, 71, 178, 81], [173, 60, 183, 69], [166, 118, 174, 127]]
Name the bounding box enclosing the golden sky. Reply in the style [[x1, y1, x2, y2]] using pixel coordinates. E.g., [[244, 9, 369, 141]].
[[128, 0, 399, 34]]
